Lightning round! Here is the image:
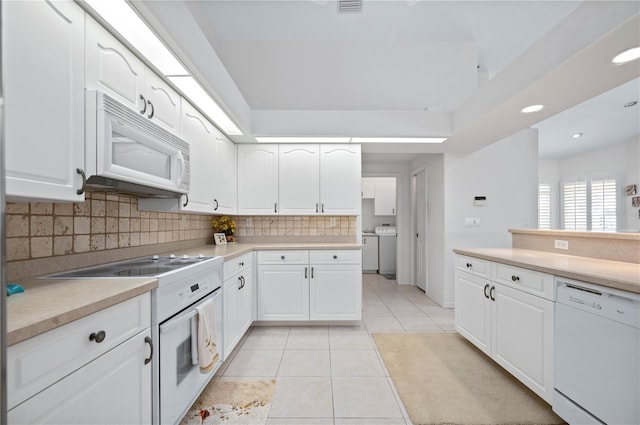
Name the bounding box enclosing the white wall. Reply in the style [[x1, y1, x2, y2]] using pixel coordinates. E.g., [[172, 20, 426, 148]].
[[361, 162, 411, 285], [538, 159, 560, 229], [361, 199, 395, 232], [539, 136, 640, 231]]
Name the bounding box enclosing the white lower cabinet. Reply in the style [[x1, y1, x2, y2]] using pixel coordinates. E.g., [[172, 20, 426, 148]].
[[7, 294, 152, 423], [257, 250, 362, 322], [223, 253, 254, 358], [455, 257, 554, 403]]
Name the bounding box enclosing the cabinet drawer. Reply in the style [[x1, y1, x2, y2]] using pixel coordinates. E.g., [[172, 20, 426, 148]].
[[7, 294, 150, 409], [257, 250, 309, 265], [455, 255, 490, 278], [493, 263, 554, 300], [310, 249, 361, 265], [223, 252, 253, 280]]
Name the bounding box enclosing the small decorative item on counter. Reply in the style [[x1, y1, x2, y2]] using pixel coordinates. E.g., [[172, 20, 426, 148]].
[[211, 216, 237, 243], [6, 283, 24, 296], [625, 184, 637, 196], [213, 233, 227, 245]]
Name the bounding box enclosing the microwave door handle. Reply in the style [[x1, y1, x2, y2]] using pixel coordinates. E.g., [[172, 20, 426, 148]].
[[176, 150, 186, 187], [191, 314, 199, 366]]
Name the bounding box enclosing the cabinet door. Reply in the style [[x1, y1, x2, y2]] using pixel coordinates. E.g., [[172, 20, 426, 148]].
[[8, 330, 152, 424], [454, 271, 491, 355], [238, 272, 254, 336], [257, 265, 309, 321], [361, 178, 375, 199], [320, 145, 361, 215], [85, 16, 146, 112], [144, 72, 182, 135], [4, 0, 85, 202], [223, 276, 242, 359], [213, 132, 238, 214], [310, 264, 362, 320], [362, 236, 379, 271], [180, 101, 214, 212], [279, 145, 320, 215], [237, 145, 279, 214], [492, 283, 554, 403], [374, 179, 396, 216]]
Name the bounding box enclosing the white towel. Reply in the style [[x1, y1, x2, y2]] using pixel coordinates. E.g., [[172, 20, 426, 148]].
[[196, 298, 219, 372]]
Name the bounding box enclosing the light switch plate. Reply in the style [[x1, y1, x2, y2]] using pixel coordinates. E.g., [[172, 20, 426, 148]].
[[554, 239, 569, 249]]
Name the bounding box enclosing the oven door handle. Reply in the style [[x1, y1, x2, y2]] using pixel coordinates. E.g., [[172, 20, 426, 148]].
[[160, 309, 198, 334], [191, 314, 199, 366]]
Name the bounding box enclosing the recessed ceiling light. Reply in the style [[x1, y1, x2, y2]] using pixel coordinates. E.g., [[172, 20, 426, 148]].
[[611, 47, 640, 64], [571, 133, 583, 139], [521, 104, 544, 113], [624, 100, 638, 108]]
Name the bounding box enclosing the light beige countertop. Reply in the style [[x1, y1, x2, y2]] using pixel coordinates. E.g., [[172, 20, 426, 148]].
[[6, 242, 359, 346], [168, 242, 362, 261], [6, 277, 158, 346], [454, 248, 640, 294]]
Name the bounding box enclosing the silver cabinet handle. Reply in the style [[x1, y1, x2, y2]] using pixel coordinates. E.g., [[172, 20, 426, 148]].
[[484, 284, 490, 299], [316, 203, 319, 213], [392, 208, 395, 214], [274, 202, 278, 213], [363, 238, 366, 244], [147, 100, 154, 119], [489, 286, 496, 301], [305, 267, 308, 279], [76, 168, 86, 195], [311, 267, 314, 278], [238, 276, 243, 290], [182, 194, 189, 208], [321, 204, 325, 213], [214, 199, 219, 211]]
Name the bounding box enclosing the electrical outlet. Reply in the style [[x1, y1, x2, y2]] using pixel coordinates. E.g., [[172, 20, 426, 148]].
[[246, 217, 252, 228], [554, 239, 569, 250], [464, 218, 480, 227], [329, 217, 336, 228]]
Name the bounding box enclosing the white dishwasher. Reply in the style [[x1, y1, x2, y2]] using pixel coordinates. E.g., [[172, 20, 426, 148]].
[[554, 278, 640, 425]]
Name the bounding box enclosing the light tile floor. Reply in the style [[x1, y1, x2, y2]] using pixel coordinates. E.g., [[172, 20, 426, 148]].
[[214, 273, 455, 425]]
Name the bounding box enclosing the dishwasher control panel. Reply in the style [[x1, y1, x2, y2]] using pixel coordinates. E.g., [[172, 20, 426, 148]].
[[556, 279, 640, 328]]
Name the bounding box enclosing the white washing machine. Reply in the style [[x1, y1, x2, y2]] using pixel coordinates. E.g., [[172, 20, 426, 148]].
[[375, 225, 396, 276]]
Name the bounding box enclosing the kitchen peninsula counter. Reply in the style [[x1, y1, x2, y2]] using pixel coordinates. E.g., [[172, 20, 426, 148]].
[[454, 247, 640, 294]]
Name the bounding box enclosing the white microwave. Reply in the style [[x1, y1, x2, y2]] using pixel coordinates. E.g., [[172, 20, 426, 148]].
[[85, 90, 190, 197]]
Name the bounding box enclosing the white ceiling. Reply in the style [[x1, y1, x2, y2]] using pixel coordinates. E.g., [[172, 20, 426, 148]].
[[134, 0, 640, 157]]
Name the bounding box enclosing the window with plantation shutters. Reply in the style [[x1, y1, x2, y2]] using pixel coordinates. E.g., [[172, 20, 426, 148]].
[[562, 180, 587, 231], [538, 183, 552, 230], [591, 177, 617, 231], [561, 176, 619, 232]]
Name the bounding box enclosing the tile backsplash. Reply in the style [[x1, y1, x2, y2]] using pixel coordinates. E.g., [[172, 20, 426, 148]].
[[5, 192, 213, 263], [235, 216, 356, 239]]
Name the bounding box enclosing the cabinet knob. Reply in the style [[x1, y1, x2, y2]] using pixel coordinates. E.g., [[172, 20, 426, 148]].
[[511, 275, 520, 282], [333, 255, 338, 259], [466, 263, 472, 268], [239, 261, 244, 267], [281, 255, 285, 260], [89, 330, 106, 344]]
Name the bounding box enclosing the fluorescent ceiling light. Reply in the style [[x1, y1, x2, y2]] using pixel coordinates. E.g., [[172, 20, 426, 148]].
[[521, 104, 544, 113], [611, 46, 640, 64], [170, 76, 243, 136], [85, 0, 187, 76], [351, 137, 447, 144], [256, 137, 351, 144]]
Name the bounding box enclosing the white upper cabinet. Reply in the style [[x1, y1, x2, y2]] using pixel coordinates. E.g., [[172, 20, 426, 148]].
[[4, 0, 86, 202], [320, 144, 362, 215], [237, 144, 279, 215], [374, 178, 396, 216], [361, 178, 375, 199], [85, 16, 181, 135], [279, 145, 320, 215], [178, 100, 215, 212], [212, 131, 237, 215]]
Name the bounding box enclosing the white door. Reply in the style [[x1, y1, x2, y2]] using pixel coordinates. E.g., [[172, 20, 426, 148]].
[[362, 236, 379, 271], [279, 145, 320, 214], [320, 145, 361, 215], [414, 170, 427, 291], [237, 145, 279, 214], [454, 271, 492, 356], [180, 100, 214, 213], [257, 265, 309, 321], [4, 0, 86, 202], [310, 264, 362, 320], [374, 178, 396, 215], [8, 330, 152, 424], [213, 133, 237, 214]]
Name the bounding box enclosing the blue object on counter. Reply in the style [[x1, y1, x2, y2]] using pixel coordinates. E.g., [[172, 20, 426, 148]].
[[7, 283, 25, 296]]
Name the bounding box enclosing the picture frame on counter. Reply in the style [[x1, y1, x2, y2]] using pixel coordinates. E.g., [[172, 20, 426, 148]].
[[632, 196, 640, 207], [214, 233, 227, 245]]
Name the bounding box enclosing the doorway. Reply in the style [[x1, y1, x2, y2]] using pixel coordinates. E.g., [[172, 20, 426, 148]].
[[414, 170, 427, 291]]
